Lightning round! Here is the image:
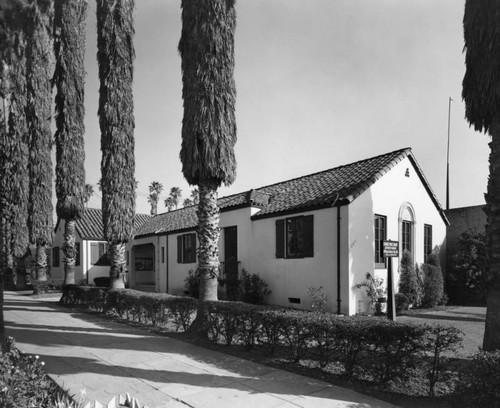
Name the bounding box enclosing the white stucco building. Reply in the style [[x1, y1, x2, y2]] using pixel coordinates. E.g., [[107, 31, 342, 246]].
[[129, 148, 448, 315], [52, 208, 150, 285]]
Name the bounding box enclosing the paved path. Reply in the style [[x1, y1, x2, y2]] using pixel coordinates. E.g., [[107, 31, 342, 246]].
[[4, 291, 399, 408]]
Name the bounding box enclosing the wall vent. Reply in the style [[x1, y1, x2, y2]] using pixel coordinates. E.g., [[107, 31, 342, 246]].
[[288, 297, 301, 304]]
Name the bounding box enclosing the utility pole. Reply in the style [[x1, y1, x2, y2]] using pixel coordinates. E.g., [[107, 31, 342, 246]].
[[446, 97, 453, 210]]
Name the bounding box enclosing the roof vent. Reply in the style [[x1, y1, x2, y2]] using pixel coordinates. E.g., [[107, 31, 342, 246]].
[[405, 168, 410, 177]]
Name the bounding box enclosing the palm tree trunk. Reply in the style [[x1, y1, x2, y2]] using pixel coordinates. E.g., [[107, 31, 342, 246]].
[[110, 242, 126, 289], [63, 219, 76, 285], [196, 181, 220, 302], [188, 182, 220, 335], [35, 244, 47, 282], [483, 115, 500, 351]]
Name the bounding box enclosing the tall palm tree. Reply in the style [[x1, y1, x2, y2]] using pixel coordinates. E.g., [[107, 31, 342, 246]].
[[463, 0, 500, 351], [0, 1, 30, 347], [5, 1, 29, 291], [179, 0, 237, 312], [169, 186, 182, 210], [164, 196, 174, 212], [190, 187, 199, 205], [53, 0, 87, 286], [84, 183, 94, 206], [148, 181, 163, 215], [97, 0, 135, 289], [26, 0, 53, 282]]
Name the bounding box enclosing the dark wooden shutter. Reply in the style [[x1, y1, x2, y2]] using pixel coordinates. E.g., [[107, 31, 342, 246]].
[[303, 215, 314, 257], [276, 219, 285, 258], [75, 242, 80, 266], [188, 233, 196, 263], [177, 235, 183, 263]]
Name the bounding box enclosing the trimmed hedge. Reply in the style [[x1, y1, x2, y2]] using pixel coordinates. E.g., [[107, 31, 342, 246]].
[[59, 285, 463, 395], [32, 279, 64, 295], [60, 286, 197, 330]]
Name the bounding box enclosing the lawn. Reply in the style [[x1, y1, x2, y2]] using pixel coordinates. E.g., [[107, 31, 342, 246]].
[[398, 306, 485, 359]]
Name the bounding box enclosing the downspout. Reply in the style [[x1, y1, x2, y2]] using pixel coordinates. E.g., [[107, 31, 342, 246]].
[[166, 234, 169, 293], [337, 205, 342, 314]]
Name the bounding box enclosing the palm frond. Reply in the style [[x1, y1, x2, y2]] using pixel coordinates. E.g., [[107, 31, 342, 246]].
[[97, 0, 136, 244], [179, 0, 237, 187], [53, 0, 87, 221]]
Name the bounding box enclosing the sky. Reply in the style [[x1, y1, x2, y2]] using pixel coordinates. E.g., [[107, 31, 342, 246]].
[[81, 0, 489, 215]]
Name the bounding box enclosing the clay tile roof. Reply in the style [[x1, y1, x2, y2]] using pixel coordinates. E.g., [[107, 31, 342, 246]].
[[135, 147, 448, 237], [251, 147, 414, 218], [74, 208, 152, 240]]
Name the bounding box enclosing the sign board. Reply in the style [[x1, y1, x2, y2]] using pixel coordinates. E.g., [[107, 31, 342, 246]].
[[383, 240, 399, 258]]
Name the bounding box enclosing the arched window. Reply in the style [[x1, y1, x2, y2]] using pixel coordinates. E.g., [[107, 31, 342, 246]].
[[399, 203, 416, 256]]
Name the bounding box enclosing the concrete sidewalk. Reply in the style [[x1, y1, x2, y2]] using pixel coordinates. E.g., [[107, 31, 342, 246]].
[[4, 291, 400, 408]]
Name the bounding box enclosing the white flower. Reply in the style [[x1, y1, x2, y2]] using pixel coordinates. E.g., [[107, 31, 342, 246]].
[[40, 361, 45, 366], [35, 355, 39, 359]]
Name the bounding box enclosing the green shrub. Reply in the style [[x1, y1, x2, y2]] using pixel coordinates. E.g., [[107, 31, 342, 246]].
[[421, 263, 444, 308], [447, 231, 486, 305], [306, 286, 328, 313], [395, 293, 409, 313], [399, 250, 419, 305], [239, 269, 271, 304], [456, 350, 500, 407], [422, 325, 463, 397], [355, 272, 386, 310], [32, 279, 64, 295], [184, 270, 200, 298], [0, 337, 67, 407]]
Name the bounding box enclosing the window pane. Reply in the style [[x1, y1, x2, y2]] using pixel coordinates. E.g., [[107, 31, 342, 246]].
[[402, 221, 412, 253], [374, 215, 386, 265], [424, 224, 432, 263], [286, 217, 304, 258]]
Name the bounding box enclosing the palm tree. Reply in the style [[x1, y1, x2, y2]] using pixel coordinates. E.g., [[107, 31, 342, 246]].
[[4, 1, 29, 291], [84, 183, 94, 206], [463, 0, 500, 351], [183, 198, 193, 207], [169, 186, 182, 210], [26, 0, 53, 282], [164, 196, 174, 212], [53, 0, 87, 286], [179, 0, 237, 312], [190, 187, 199, 205], [148, 181, 163, 215], [0, 0, 30, 347], [97, 0, 135, 289]]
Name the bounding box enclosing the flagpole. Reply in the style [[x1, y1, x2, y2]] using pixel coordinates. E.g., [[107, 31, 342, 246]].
[[446, 97, 452, 210]]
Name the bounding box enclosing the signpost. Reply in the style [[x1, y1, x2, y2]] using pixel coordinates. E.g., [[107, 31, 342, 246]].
[[383, 240, 398, 321]]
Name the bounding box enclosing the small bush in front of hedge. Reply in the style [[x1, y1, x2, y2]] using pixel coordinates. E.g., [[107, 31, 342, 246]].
[[456, 350, 500, 407]]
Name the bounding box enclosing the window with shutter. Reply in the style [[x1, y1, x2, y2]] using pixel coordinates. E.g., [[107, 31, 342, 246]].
[[177, 233, 197, 264], [276, 215, 314, 259], [374, 214, 387, 268]]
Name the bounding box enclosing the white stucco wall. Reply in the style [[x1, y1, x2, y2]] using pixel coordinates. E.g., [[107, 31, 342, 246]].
[[250, 207, 347, 313], [348, 157, 447, 314]]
